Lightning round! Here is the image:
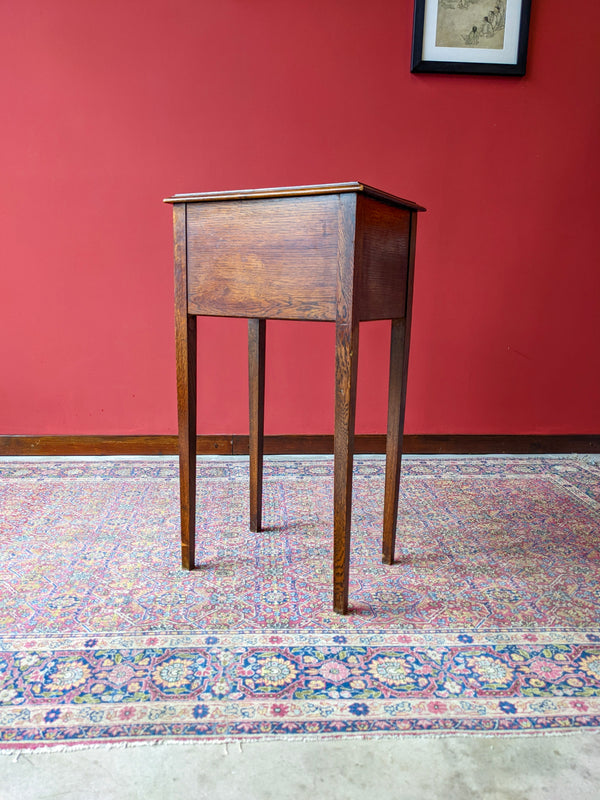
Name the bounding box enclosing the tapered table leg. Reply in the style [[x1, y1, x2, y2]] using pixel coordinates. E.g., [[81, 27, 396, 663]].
[[173, 200, 197, 571], [382, 318, 409, 565], [249, 318, 266, 532], [333, 319, 359, 614], [176, 314, 197, 570]]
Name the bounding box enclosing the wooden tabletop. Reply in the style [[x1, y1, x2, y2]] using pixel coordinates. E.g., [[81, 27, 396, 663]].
[[164, 182, 425, 211]]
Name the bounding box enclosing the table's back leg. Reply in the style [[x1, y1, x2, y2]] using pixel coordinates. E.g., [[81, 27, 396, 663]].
[[382, 210, 418, 566], [333, 318, 359, 614], [382, 318, 408, 565], [249, 318, 266, 532]]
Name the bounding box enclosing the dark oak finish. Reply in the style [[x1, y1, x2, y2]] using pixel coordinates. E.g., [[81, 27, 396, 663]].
[[382, 212, 418, 565], [355, 195, 411, 321], [165, 182, 426, 612], [382, 319, 408, 565], [186, 197, 339, 320], [248, 318, 266, 532], [174, 204, 197, 571], [332, 193, 360, 613], [170, 182, 423, 209]]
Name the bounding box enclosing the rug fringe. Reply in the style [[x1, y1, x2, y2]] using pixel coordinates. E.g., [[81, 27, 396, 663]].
[[2, 726, 599, 758]]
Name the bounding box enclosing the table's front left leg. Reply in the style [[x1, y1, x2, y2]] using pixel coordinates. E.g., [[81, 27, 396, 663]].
[[173, 202, 197, 571], [333, 318, 359, 614], [249, 318, 266, 532], [176, 314, 197, 570]]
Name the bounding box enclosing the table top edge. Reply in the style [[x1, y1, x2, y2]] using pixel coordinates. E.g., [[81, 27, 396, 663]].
[[163, 182, 425, 211]]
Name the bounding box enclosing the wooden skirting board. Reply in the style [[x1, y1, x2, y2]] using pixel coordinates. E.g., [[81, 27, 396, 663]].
[[0, 434, 598, 456]]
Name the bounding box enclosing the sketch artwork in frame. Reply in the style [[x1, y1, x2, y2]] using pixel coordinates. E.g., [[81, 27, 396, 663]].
[[411, 0, 531, 75]]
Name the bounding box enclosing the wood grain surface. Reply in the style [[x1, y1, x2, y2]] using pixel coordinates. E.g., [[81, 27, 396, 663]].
[[356, 196, 411, 321], [332, 192, 359, 614], [248, 318, 266, 532], [174, 204, 197, 571], [186, 196, 339, 320], [164, 181, 425, 211]]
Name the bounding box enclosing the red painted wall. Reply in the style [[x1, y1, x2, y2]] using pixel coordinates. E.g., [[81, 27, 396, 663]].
[[1, 0, 599, 436]]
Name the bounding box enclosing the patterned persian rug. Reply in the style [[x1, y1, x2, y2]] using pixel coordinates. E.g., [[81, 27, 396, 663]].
[[1, 455, 599, 750]]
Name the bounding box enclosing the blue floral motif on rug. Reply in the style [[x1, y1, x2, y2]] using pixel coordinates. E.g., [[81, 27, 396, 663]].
[[0, 456, 599, 748]]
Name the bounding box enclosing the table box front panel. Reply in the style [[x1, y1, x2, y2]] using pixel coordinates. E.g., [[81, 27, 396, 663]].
[[186, 194, 342, 321]]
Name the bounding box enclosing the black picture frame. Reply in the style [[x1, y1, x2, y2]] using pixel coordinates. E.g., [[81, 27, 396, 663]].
[[411, 0, 531, 76]]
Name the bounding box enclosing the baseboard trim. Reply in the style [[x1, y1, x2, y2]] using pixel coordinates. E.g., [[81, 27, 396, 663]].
[[0, 434, 598, 457], [0, 436, 229, 456]]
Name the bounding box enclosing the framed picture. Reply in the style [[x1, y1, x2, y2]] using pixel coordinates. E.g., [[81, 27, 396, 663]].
[[411, 0, 531, 76]]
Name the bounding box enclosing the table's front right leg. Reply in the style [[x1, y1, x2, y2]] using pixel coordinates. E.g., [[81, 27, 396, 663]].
[[248, 318, 266, 533], [333, 318, 359, 614], [173, 203, 197, 571]]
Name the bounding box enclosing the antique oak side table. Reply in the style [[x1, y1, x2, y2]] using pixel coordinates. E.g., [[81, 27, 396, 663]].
[[165, 182, 425, 614]]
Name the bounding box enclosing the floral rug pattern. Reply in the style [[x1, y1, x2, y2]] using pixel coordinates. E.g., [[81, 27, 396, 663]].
[[0, 456, 599, 748]]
